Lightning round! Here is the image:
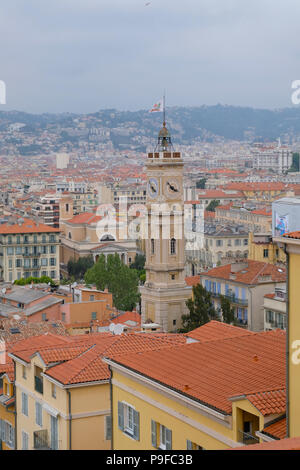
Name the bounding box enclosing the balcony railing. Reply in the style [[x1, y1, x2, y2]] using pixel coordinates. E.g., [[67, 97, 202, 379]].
[[238, 430, 259, 445], [34, 430, 50, 450], [210, 292, 248, 306], [34, 376, 43, 394]]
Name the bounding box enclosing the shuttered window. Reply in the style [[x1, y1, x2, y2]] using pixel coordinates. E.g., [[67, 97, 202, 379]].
[[105, 415, 112, 440], [22, 392, 28, 416], [151, 420, 157, 448], [36, 402, 43, 427], [22, 431, 29, 450], [117, 402, 140, 441]]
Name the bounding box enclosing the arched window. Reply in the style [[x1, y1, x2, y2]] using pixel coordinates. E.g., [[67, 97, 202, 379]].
[[151, 239, 155, 255], [170, 238, 176, 255]]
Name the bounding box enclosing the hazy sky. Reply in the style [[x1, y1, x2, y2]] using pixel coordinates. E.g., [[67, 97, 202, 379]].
[[0, 0, 300, 113]]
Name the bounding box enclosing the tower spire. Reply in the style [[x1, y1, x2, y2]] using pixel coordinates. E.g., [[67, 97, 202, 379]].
[[156, 91, 173, 152]]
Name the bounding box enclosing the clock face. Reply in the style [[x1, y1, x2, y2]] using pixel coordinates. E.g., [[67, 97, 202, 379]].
[[165, 179, 181, 198], [148, 177, 159, 198]]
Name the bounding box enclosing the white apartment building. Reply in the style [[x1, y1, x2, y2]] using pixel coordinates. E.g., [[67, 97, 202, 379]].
[[251, 144, 293, 174]]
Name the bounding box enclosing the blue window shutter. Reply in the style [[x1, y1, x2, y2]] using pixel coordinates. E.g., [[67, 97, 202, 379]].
[[241, 288, 246, 300], [151, 420, 157, 448], [166, 428, 172, 450], [235, 287, 239, 300], [205, 280, 209, 291], [244, 309, 248, 322], [217, 283, 221, 294], [133, 410, 140, 441], [118, 402, 124, 431]]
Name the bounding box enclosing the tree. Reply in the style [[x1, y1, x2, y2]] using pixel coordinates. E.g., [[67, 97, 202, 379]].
[[219, 295, 235, 325], [206, 199, 220, 212], [196, 178, 207, 189], [67, 256, 94, 280], [130, 254, 146, 271], [288, 153, 300, 172], [84, 253, 140, 311], [179, 284, 217, 333]]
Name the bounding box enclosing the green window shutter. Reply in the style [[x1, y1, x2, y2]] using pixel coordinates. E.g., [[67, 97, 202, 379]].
[[118, 402, 124, 431], [187, 439, 193, 450], [166, 428, 172, 450], [151, 420, 157, 448], [133, 410, 140, 441]]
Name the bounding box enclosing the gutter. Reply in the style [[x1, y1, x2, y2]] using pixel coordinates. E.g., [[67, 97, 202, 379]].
[[68, 389, 72, 450], [108, 365, 113, 450], [284, 243, 289, 438]]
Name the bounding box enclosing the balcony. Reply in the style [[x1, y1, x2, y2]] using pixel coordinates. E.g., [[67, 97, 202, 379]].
[[238, 430, 259, 445], [210, 292, 248, 306], [34, 430, 50, 450], [34, 375, 43, 394], [23, 253, 41, 257]]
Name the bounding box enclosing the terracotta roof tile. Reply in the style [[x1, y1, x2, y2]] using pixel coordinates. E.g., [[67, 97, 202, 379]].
[[186, 321, 254, 342], [244, 389, 286, 416], [262, 416, 286, 440], [201, 260, 286, 285], [234, 436, 300, 450], [105, 327, 286, 415]]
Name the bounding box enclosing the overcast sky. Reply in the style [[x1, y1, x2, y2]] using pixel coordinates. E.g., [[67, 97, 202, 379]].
[[0, 0, 300, 113]]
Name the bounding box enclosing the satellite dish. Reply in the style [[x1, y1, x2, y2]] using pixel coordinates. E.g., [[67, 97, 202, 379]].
[[114, 324, 124, 336], [109, 323, 115, 333]]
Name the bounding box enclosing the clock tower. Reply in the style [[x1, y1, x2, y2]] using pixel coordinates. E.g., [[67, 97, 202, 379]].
[[140, 121, 192, 332]]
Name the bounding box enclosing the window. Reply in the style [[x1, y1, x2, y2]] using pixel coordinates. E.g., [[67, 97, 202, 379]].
[[50, 271, 56, 279], [170, 238, 176, 255], [50, 258, 56, 266], [52, 383, 56, 399], [235, 239, 241, 246], [244, 239, 248, 246], [263, 249, 269, 258], [22, 365, 27, 379], [0, 421, 15, 449], [105, 415, 112, 440], [22, 431, 29, 450], [216, 240, 223, 247], [118, 402, 139, 440], [61, 312, 66, 322], [151, 239, 155, 255], [42, 313, 47, 322], [35, 402, 43, 427], [89, 295, 95, 301], [91, 312, 97, 320], [50, 245, 56, 254], [16, 258, 22, 268], [7, 247, 13, 255], [187, 440, 204, 450], [41, 258, 48, 266], [22, 392, 28, 416], [151, 421, 172, 450]]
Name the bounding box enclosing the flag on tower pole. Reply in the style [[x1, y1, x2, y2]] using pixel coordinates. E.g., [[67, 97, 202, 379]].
[[149, 98, 164, 113]]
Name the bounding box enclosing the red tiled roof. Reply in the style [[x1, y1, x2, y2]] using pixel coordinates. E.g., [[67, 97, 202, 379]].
[[234, 436, 300, 451], [186, 321, 254, 342], [105, 327, 286, 415], [283, 231, 300, 239], [262, 416, 286, 440], [244, 389, 286, 415], [202, 260, 286, 285], [185, 275, 200, 286], [66, 213, 102, 225], [0, 220, 60, 234]]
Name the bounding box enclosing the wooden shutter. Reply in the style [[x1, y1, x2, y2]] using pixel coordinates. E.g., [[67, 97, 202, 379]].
[[133, 410, 140, 441], [166, 428, 172, 450], [151, 420, 157, 448], [118, 402, 124, 431], [187, 439, 193, 450]]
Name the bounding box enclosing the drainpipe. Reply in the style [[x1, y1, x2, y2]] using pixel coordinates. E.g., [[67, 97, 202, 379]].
[[284, 244, 289, 438], [108, 365, 113, 450], [68, 389, 72, 450]]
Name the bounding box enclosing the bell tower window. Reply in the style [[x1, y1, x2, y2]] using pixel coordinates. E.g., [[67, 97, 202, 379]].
[[170, 238, 176, 255]]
